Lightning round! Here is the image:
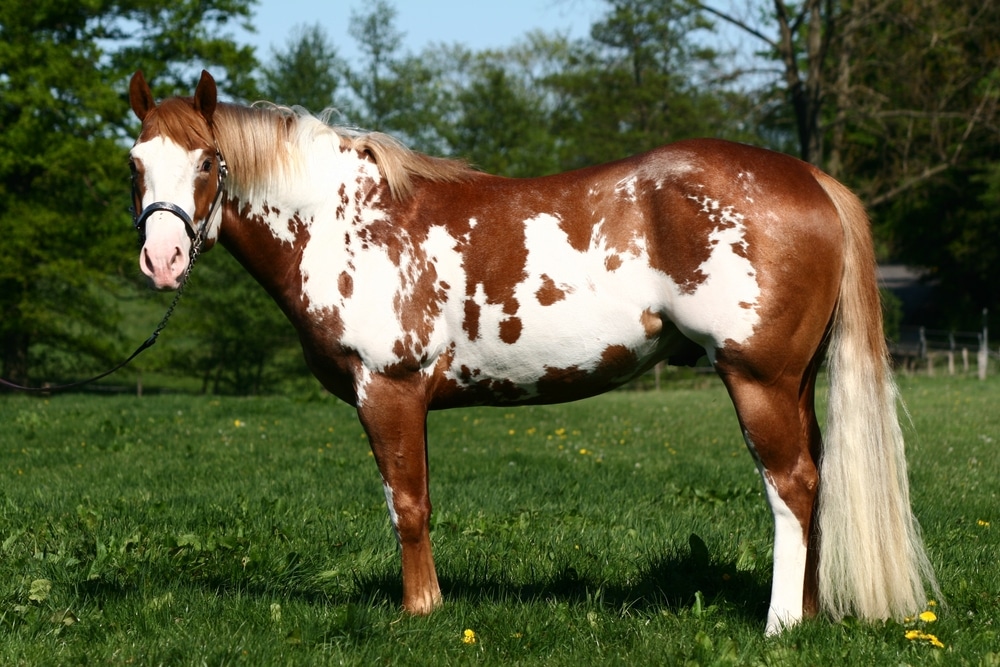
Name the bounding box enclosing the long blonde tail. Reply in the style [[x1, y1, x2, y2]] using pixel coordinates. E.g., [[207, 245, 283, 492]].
[[812, 170, 939, 620]]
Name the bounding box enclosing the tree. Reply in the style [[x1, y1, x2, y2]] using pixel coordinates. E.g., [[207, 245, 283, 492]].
[[259, 23, 350, 114], [439, 40, 564, 176], [0, 0, 257, 385], [544, 0, 753, 169], [346, 0, 405, 130], [163, 252, 304, 395]]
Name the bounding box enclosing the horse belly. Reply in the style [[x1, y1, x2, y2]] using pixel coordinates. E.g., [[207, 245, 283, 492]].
[[438, 257, 680, 405]]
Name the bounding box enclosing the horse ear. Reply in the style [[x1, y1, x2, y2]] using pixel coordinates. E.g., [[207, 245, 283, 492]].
[[193, 70, 217, 127], [129, 70, 156, 121]]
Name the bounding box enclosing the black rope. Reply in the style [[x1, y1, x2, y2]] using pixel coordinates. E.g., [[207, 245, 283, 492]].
[[0, 231, 204, 394]]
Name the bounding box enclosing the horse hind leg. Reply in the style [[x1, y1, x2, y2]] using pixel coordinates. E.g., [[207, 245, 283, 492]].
[[717, 357, 823, 635]]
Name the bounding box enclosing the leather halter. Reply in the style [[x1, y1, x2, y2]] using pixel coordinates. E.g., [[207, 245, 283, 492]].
[[131, 149, 229, 247]]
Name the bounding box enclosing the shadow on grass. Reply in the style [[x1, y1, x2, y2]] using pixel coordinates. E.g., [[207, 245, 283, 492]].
[[341, 534, 770, 626], [438, 533, 770, 624], [73, 535, 770, 629]]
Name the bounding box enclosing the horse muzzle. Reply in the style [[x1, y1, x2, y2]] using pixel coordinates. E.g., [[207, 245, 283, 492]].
[[137, 204, 196, 290]]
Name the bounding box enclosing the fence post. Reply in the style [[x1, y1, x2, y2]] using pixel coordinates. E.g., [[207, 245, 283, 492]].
[[980, 308, 989, 381]]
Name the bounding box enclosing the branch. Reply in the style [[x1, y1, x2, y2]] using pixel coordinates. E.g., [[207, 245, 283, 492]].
[[868, 162, 951, 207], [695, 3, 777, 48], [869, 87, 994, 206]]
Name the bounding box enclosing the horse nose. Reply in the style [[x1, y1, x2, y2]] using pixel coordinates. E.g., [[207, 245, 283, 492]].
[[140, 243, 188, 289]]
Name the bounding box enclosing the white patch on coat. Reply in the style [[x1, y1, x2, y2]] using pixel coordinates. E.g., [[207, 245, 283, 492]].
[[761, 472, 807, 635], [737, 170, 757, 204], [213, 119, 760, 389], [433, 212, 668, 393], [743, 432, 807, 635], [615, 175, 638, 202], [382, 480, 401, 545], [667, 195, 759, 360]]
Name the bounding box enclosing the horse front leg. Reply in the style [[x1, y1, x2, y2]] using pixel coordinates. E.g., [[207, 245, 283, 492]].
[[355, 373, 441, 615]]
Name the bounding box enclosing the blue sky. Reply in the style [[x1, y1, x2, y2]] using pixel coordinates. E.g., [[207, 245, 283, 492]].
[[239, 0, 602, 65]]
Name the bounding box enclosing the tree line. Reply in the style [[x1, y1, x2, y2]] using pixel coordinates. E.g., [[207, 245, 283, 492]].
[[1, 0, 997, 392]]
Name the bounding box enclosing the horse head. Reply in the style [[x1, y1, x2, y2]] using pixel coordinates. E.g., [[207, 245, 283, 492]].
[[128, 70, 227, 289]]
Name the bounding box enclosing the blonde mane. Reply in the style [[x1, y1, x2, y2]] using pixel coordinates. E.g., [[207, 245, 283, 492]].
[[212, 103, 473, 201]]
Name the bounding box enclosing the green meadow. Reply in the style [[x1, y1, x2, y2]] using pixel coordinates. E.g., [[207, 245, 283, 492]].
[[1, 374, 998, 665]]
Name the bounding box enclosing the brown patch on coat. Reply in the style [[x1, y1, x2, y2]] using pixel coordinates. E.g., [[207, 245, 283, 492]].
[[536, 274, 568, 306], [499, 317, 522, 344], [338, 271, 354, 298], [463, 299, 480, 341]]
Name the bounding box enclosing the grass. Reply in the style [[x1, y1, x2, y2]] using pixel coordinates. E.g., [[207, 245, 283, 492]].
[[1, 374, 998, 665]]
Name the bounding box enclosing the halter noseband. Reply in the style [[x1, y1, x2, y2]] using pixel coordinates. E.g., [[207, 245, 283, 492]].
[[131, 149, 229, 248]]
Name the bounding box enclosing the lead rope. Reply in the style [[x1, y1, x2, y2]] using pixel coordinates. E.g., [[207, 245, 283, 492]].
[[0, 222, 206, 394]]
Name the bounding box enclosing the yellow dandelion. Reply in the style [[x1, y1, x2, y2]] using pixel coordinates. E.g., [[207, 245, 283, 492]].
[[579, 448, 589, 455], [918, 610, 937, 623], [555, 427, 566, 436], [234, 419, 244, 427], [977, 519, 990, 527], [905, 629, 946, 648], [462, 629, 477, 644]]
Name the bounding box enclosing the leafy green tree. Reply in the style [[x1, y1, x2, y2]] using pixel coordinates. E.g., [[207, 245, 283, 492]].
[[342, 0, 455, 151], [698, 0, 1000, 329], [346, 0, 405, 130], [259, 23, 350, 114], [544, 0, 750, 169], [0, 0, 257, 386], [444, 50, 563, 176], [162, 252, 305, 395]]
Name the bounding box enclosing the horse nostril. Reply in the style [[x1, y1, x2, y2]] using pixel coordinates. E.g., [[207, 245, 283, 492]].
[[140, 247, 156, 277]]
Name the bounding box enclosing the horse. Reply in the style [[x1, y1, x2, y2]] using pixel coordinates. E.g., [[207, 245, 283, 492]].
[[127, 69, 938, 635]]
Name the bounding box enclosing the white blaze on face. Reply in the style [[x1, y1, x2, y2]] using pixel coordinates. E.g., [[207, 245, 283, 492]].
[[131, 137, 202, 288]]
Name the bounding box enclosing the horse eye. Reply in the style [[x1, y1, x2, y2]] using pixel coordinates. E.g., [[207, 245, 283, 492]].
[[201, 159, 213, 173]]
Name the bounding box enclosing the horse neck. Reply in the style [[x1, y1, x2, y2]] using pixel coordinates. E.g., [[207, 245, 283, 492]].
[[215, 129, 388, 313]]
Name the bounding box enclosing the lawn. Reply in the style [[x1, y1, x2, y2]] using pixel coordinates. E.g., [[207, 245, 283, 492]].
[[1, 374, 998, 665]]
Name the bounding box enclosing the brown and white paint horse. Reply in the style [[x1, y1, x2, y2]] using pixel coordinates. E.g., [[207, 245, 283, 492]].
[[128, 70, 937, 634]]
